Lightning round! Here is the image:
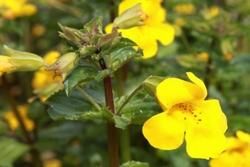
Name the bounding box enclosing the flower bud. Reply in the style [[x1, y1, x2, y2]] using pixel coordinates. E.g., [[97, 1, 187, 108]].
[[143, 76, 164, 95], [0, 46, 44, 75], [47, 52, 77, 79], [113, 3, 146, 29]]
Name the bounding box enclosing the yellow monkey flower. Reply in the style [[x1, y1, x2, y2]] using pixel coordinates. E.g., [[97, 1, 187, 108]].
[[32, 51, 63, 101], [43, 159, 62, 167], [4, 105, 34, 131], [202, 6, 220, 20], [210, 131, 250, 167], [143, 72, 227, 159], [106, 0, 175, 59], [196, 52, 209, 62], [173, 3, 196, 15], [0, 0, 37, 20]]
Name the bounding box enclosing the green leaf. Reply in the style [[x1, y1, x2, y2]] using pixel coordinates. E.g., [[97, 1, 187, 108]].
[[120, 161, 149, 167], [0, 138, 29, 167], [117, 92, 158, 125], [64, 66, 98, 95], [113, 115, 131, 130], [47, 90, 109, 121], [102, 37, 142, 74]]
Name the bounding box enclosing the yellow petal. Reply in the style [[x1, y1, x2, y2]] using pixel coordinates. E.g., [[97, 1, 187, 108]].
[[156, 73, 207, 110], [140, 38, 158, 59], [146, 23, 175, 46], [120, 27, 158, 59], [4, 111, 19, 130], [0, 56, 14, 73], [105, 23, 113, 33], [44, 51, 60, 65], [186, 72, 207, 99], [236, 130, 250, 143], [185, 100, 227, 159], [143, 111, 185, 150]]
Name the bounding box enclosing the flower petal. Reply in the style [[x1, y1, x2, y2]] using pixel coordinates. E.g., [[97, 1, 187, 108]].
[[185, 100, 227, 159], [186, 72, 207, 99], [147, 24, 175, 46], [142, 111, 185, 150], [105, 23, 113, 33], [140, 38, 158, 59], [156, 73, 207, 110], [0, 56, 13, 73]]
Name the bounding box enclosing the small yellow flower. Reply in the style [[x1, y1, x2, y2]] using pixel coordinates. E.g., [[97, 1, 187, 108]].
[[223, 52, 233, 61], [210, 131, 250, 167], [173, 18, 186, 36], [43, 159, 62, 167], [47, 52, 77, 79], [202, 6, 220, 20], [174, 18, 186, 27], [32, 24, 46, 37], [32, 51, 61, 89], [4, 105, 34, 131], [197, 52, 209, 62], [174, 3, 196, 15], [0, 56, 15, 76], [142, 72, 227, 159], [32, 51, 63, 101], [0, 0, 37, 20], [106, 0, 175, 59]]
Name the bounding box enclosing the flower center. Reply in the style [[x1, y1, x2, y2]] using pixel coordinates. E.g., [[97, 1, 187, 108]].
[[172, 103, 194, 113]]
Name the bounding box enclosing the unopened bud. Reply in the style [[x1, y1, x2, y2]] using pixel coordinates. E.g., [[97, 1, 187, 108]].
[[0, 46, 44, 75], [47, 52, 77, 79], [113, 3, 146, 29], [79, 45, 96, 58], [143, 76, 164, 96]]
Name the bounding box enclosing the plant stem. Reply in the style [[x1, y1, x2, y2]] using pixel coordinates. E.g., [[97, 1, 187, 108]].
[[99, 59, 120, 167], [116, 65, 132, 162], [1, 76, 42, 167], [120, 128, 131, 162], [77, 87, 102, 111], [2, 76, 33, 144]]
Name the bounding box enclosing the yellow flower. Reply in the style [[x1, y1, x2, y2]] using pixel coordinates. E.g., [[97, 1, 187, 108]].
[[43, 159, 62, 167], [106, 0, 175, 59], [197, 52, 209, 62], [174, 3, 196, 15], [142, 72, 227, 159], [173, 18, 186, 36], [202, 6, 220, 20], [174, 18, 186, 27], [210, 131, 250, 167], [32, 51, 63, 101], [0, 0, 37, 20], [223, 52, 233, 61], [32, 51, 61, 89], [32, 24, 46, 37], [4, 105, 34, 131], [0, 56, 15, 76]]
